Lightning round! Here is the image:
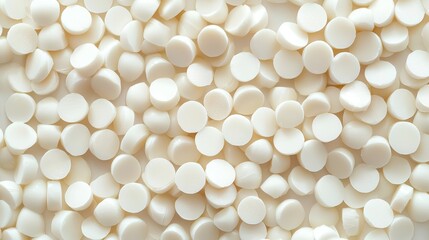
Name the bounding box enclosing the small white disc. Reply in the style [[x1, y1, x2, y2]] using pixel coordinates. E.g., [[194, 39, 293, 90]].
[[143, 158, 175, 194], [205, 159, 235, 188], [230, 52, 260, 82], [237, 196, 266, 225], [350, 164, 380, 193], [40, 149, 71, 180], [273, 128, 304, 155], [297, 3, 327, 33], [314, 175, 344, 207], [222, 114, 253, 146], [364, 198, 394, 228], [175, 162, 206, 194], [118, 183, 151, 213], [58, 93, 89, 123], [365, 61, 397, 89], [275, 199, 305, 231], [388, 121, 421, 155], [383, 155, 411, 185], [61, 5, 92, 35], [177, 101, 208, 133], [312, 113, 342, 143], [195, 127, 224, 157], [5, 93, 36, 123], [65, 181, 93, 211]]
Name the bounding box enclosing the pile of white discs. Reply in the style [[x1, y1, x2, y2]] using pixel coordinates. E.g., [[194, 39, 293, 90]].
[[0, 0, 429, 239]]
